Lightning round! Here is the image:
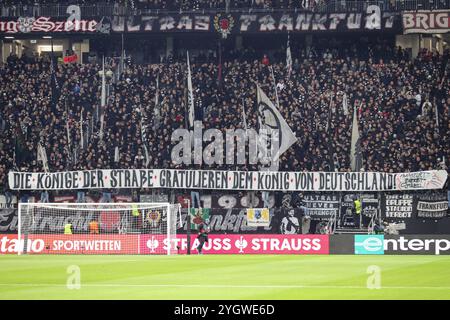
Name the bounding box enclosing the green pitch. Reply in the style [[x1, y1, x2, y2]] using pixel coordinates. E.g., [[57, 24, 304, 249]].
[[0, 255, 449, 300]]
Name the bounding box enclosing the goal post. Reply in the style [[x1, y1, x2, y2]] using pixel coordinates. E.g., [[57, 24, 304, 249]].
[[17, 202, 181, 255]]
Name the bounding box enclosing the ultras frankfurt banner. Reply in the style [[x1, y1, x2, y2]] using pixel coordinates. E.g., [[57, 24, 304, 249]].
[[0, 6, 400, 34], [8, 169, 448, 192]]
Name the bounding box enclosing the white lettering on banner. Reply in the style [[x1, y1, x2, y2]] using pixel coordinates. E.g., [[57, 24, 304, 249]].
[[384, 194, 414, 218], [402, 10, 450, 34], [416, 200, 448, 219], [250, 238, 322, 251], [384, 237, 450, 255], [415, 193, 449, 219], [303, 194, 339, 219], [0, 236, 45, 253], [52, 240, 121, 251], [8, 169, 447, 191], [0, 16, 100, 33], [0, 7, 399, 34], [417, 201, 448, 211], [155, 235, 328, 254]]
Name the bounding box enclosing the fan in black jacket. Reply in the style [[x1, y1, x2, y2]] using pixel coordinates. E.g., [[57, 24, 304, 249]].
[[196, 224, 209, 254]]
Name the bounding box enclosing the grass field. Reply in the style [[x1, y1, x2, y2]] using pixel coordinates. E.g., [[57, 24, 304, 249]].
[[0, 255, 449, 299]]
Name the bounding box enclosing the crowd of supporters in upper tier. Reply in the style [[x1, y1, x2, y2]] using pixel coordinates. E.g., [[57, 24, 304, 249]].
[[0, 40, 449, 192], [0, 0, 448, 12], [0, 0, 328, 11]]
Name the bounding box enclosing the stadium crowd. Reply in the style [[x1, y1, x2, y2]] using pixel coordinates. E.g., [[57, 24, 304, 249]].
[[0, 0, 327, 11], [0, 39, 449, 194], [1, 0, 448, 19]]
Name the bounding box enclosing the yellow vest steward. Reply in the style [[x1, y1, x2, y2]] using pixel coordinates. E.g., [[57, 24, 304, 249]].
[[354, 200, 362, 214], [132, 204, 140, 217], [64, 223, 72, 235]]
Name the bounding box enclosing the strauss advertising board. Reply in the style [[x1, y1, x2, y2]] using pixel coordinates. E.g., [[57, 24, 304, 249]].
[[140, 234, 329, 255], [0, 234, 329, 255]]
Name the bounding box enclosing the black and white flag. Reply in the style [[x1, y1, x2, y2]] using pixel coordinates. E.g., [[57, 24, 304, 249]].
[[187, 51, 195, 127], [286, 35, 292, 77], [257, 84, 297, 165]]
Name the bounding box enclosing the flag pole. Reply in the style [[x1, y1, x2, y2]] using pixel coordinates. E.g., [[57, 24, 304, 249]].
[[121, 33, 124, 74], [66, 99, 71, 157], [154, 69, 160, 127], [218, 40, 222, 88], [242, 97, 248, 132], [286, 32, 292, 78]]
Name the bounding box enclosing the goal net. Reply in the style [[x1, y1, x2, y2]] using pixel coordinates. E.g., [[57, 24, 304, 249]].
[[17, 202, 181, 255]]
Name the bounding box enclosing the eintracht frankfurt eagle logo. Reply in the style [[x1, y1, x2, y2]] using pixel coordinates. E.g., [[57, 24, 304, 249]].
[[146, 210, 161, 228]]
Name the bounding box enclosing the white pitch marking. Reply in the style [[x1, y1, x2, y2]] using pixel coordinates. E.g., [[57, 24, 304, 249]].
[[0, 283, 449, 290]]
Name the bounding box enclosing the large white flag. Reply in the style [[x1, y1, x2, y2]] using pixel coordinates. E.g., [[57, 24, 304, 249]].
[[187, 51, 195, 127], [101, 56, 106, 108], [350, 106, 363, 171], [257, 85, 297, 163]]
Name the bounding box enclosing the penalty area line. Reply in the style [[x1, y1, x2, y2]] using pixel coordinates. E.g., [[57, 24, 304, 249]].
[[0, 284, 449, 290]]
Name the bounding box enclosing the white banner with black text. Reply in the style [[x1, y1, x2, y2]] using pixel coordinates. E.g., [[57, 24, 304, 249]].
[[8, 169, 448, 192]]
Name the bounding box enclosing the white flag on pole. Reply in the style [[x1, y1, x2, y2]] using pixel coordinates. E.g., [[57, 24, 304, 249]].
[[187, 51, 195, 127], [143, 144, 150, 167], [80, 110, 84, 150], [114, 146, 120, 163], [99, 113, 104, 141], [66, 119, 71, 147], [155, 71, 160, 117], [154, 71, 161, 130], [286, 35, 292, 77], [101, 56, 106, 108], [350, 106, 363, 171], [139, 113, 151, 167], [242, 98, 248, 131], [342, 92, 349, 116], [37, 143, 49, 172], [434, 103, 439, 130], [257, 84, 297, 162]]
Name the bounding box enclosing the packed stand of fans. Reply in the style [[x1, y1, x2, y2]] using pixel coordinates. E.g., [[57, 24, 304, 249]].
[[0, 39, 449, 193], [0, 0, 448, 14], [0, 0, 328, 12]]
